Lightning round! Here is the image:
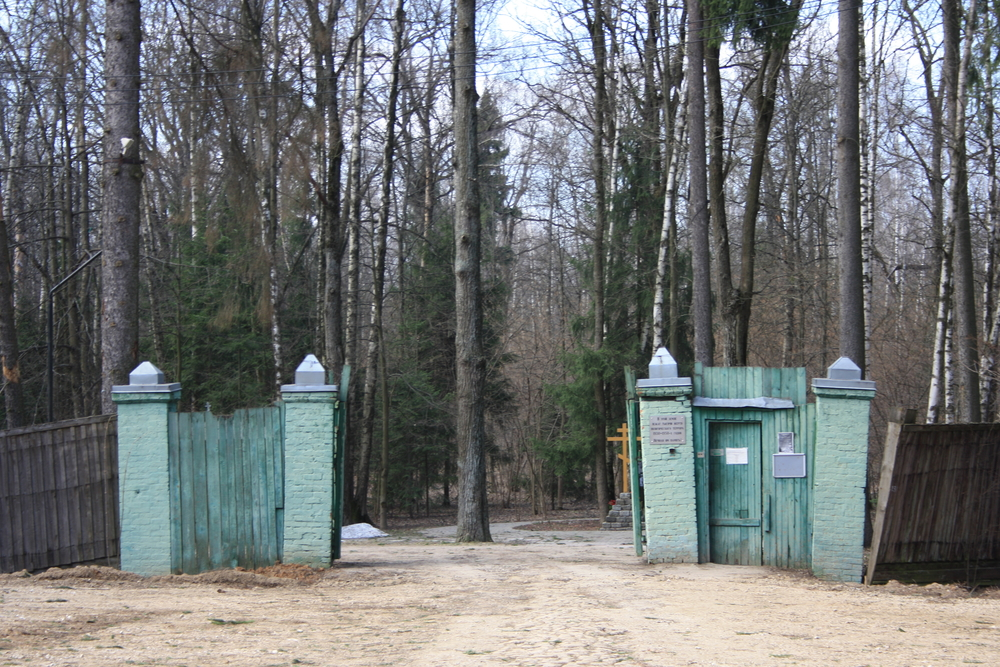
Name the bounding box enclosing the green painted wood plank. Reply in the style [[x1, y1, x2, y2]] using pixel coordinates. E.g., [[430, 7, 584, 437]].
[[249, 409, 265, 568], [273, 404, 284, 560], [627, 398, 643, 556], [267, 406, 281, 563], [168, 412, 182, 573], [221, 415, 237, 568], [178, 413, 196, 573], [259, 408, 273, 566], [245, 411, 256, 567], [194, 413, 210, 574], [229, 413, 243, 567], [237, 412, 252, 567], [260, 408, 276, 565], [266, 407, 279, 564], [228, 414, 240, 567], [274, 402, 285, 510], [694, 410, 709, 562], [205, 411, 223, 570]]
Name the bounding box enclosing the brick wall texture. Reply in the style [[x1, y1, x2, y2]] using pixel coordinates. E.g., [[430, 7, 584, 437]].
[[114, 392, 179, 576], [640, 392, 698, 563], [281, 392, 337, 567], [811, 387, 874, 582]]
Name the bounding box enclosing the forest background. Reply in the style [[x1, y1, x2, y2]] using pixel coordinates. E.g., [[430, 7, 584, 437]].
[[1, 0, 997, 524]]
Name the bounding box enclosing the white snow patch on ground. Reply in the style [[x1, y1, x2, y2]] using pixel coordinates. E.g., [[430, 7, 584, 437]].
[[341, 523, 389, 539]]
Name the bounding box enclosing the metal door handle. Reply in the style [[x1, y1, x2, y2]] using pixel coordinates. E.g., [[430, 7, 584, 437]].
[[764, 495, 771, 533]]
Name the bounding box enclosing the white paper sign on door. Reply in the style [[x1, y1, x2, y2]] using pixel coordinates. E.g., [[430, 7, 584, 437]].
[[725, 447, 748, 465]]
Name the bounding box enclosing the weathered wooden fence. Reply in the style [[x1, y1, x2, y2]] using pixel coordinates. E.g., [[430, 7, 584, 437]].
[[868, 413, 1000, 585], [0, 415, 118, 572], [168, 406, 284, 573]]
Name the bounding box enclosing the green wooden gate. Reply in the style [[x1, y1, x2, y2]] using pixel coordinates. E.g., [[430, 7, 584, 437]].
[[168, 405, 285, 574]]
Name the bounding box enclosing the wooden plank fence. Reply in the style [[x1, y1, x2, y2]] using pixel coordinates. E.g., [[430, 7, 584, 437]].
[[868, 412, 1000, 585], [0, 415, 119, 573]]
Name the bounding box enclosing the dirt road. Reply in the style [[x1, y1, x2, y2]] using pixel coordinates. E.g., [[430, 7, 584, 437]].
[[2, 523, 999, 666]]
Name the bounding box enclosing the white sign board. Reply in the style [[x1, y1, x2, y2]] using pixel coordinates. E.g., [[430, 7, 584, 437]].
[[648, 415, 686, 445], [725, 447, 748, 465]]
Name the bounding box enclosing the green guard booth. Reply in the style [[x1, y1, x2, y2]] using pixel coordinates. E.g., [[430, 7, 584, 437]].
[[633, 349, 875, 583]]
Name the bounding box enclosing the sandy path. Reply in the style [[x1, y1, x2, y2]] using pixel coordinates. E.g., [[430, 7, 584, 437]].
[[2, 523, 999, 666]]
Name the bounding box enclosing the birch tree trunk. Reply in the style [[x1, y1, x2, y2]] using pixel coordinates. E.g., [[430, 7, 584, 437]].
[[927, 229, 954, 424], [652, 82, 686, 351], [100, 0, 142, 413], [266, 0, 283, 389], [859, 10, 875, 377], [344, 0, 367, 370]]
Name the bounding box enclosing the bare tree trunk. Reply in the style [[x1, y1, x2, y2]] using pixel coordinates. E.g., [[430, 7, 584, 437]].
[[945, 0, 980, 421], [980, 99, 1000, 419], [4, 82, 29, 312], [304, 0, 346, 373], [377, 340, 390, 528], [360, 0, 403, 525], [727, 34, 796, 365], [344, 0, 367, 370], [101, 0, 142, 413], [585, 0, 611, 517], [688, 0, 712, 366], [837, 0, 865, 373], [453, 0, 490, 542], [706, 43, 732, 341], [0, 192, 23, 428]]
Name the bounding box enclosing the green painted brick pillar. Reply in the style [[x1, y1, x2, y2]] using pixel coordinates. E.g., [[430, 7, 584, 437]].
[[637, 348, 697, 563], [281, 355, 339, 567], [112, 361, 181, 576], [811, 357, 876, 582]]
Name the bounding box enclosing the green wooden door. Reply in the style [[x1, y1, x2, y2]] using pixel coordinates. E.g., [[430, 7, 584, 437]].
[[708, 422, 762, 565]]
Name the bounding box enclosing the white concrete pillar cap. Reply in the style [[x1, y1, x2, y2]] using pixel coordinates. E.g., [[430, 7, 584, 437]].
[[827, 357, 862, 380], [130, 361, 166, 385], [649, 347, 679, 379]]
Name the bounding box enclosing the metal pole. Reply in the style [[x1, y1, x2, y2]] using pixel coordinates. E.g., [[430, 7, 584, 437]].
[[47, 292, 53, 422], [47, 250, 102, 422]]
